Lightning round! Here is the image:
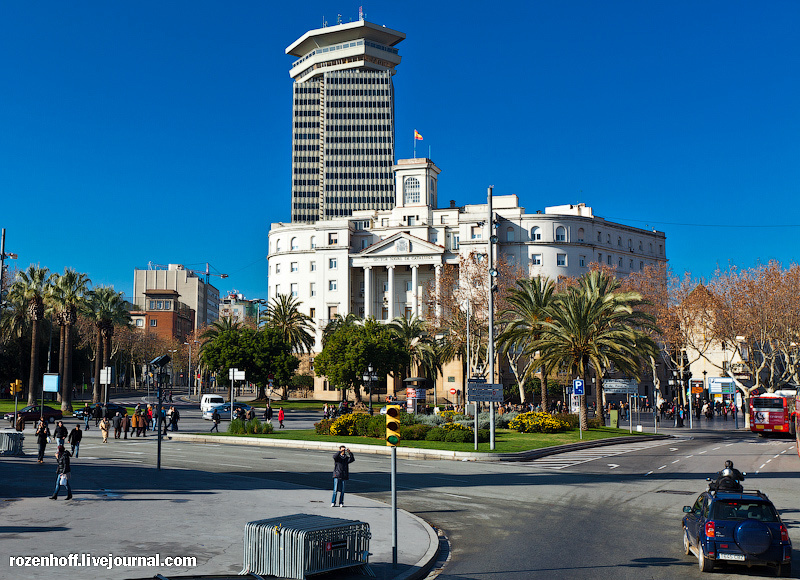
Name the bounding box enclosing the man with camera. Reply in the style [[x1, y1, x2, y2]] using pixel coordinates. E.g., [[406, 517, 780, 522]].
[[331, 446, 355, 507]]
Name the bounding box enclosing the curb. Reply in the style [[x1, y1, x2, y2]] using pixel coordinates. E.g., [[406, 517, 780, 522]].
[[167, 432, 672, 462], [394, 512, 441, 580]]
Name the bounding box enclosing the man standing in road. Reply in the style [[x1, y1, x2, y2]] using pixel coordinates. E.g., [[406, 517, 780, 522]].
[[112, 411, 122, 439], [264, 402, 273, 424], [49, 445, 72, 500], [93, 403, 103, 427], [278, 407, 285, 429], [82, 403, 91, 430], [210, 408, 221, 432], [53, 421, 68, 447], [331, 446, 355, 507], [122, 412, 130, 439]]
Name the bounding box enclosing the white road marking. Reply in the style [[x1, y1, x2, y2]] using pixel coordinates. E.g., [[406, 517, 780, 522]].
[[670, 448, 679, 451], [712, 447, 720, 450], [766, 459, 771, 464], [608, 464, 619, 469], [428, 475, 469, 483], [726, 443, 734, 446], [699, 451, 707, 454], [672, 460, 680, 464], [685, 455, 693, 459], [645, 471, 653, 476], [442, 492, 471, 499], [773, 455, 780, 458], [218, 463, 253, 469], [759, 464, 766, 469], [658, 465, 667, 470], [526, 439, 685, 470]]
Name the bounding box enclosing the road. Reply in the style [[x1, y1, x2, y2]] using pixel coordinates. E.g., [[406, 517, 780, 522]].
[[66, 399, 798, 579]]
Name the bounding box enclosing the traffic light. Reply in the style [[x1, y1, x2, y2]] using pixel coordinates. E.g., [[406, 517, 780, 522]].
[[385, 405, 401, 447], [9, 379, 22, 395]]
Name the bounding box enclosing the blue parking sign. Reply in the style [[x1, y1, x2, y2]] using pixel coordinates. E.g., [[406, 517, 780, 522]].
[[573, 379, 584, 395]]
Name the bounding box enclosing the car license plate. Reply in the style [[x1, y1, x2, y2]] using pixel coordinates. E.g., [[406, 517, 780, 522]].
[[718, 553, 745, 561]]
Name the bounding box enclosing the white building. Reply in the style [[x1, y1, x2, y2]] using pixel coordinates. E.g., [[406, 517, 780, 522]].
[[133, 264, 220, 331], [268, 158, 668, 400]]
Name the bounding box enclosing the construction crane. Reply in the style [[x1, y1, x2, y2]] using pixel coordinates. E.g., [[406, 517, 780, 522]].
[[146, 262, 228, 285]]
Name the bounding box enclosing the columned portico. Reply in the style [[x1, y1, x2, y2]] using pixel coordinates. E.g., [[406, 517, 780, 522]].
[[411, 265, 419, 316]]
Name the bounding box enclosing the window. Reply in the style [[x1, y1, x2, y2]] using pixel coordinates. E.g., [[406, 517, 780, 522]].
[[557, 254, 567, 266], [310, 261, 316, 271], [329, 280, 337, 291], [597, 231, 602, 242], [329, 258, 337, 269], [381, 306, 388, 320], [407, 216, 416, 226], [577, 228, 584, 242], [628, 239, 632, 250], [291, 237, 298, 250], [381, 218, 389, 226], [405, 281, 412, 292], [471, 225, 482, 239], [328, 233, 338, 245], [639, 241, 643, 251], [579, 255, 586, 267], [291, 262, 298, 272], [311, 236, 317, 249], [440, 216, 448, 224], [404, 307, 412, 319], [156, 300, 163, 309], [531, 226, 542, 241], [629, 259, 634, 269], [150, 319, 157, 327], [276, 239, 282, 252], [617, 236, 622, 247], [598, 253, 602, 262], [149, 300, 156, 309], [309, 307, 315, 318], [136, 319, 143, 327], [531, 254, 542, 266], [382, 282, 388, 292], [555, 226, 566, 242], [451, 234, 460, 250], [607, 254, 612, 265], [275, 263, 281, 274], [164, 300, 171, 310], [618, 257, 623, 268], [310, 283, 316, 297], [639, 261, 644, 271], [430, 232, 438, 244], [606, 234, 611, 244], [506, 226, 514, 242], [649, 243, 653, 253], [328, 305, 338, 319], [659, 244, 663, 255], [290, 283, 298, 297], [275, 284, 280, 295], [403, 177, 420, 204], [361, 239, 368, 250]]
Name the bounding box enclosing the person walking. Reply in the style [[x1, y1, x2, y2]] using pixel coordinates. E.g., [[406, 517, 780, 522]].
[[67, 424, 82, 458], [112, 412, 122, 439], [99, 416, 110, 443], [82, 404, 91, 430], [171, 407, 180, 431], [130, 411, 139, 437], [264, 402, 273, 424], [53, 420, 68, 447], [122, 412, 130, 439], [210, 408, 221, 432], [35, 420, 51, 464], [278, 407, 285, 429], [49, 445, 72, 500], [93, 403, 103, 427], [331, 446, 355, 507]]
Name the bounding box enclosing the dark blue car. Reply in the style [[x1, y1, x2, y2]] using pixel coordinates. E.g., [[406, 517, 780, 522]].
[[682, 489, 792, 576]]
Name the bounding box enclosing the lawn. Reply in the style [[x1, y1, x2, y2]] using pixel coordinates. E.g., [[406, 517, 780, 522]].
[[201, 427, 654, 453], [245, 400, 327, 412], [0, 400, 136, 417]]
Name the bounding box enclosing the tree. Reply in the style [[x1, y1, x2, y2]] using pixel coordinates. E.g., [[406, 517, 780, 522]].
[[84, 287, 131, 403], [265, 293, 315, 355], [314, 319, 407, 402], [48, 269, 90, 411], [9, 265, 52, 405], [388, 315, 433, 387], [533, 271, 658, 429], [497, 276, 556, 407]]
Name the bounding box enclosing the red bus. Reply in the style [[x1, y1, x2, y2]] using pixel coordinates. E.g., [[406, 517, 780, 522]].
[[749, 390, 797, 436]]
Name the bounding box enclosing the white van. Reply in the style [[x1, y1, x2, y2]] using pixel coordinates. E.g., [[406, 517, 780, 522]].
[[200, 394, 225, 413]]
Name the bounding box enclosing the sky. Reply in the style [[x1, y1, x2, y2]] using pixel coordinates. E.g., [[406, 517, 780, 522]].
[[2, 1, 799, 300]]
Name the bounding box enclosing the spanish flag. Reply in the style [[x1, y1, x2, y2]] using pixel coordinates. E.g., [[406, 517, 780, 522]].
[[414, 130, 423, 141]]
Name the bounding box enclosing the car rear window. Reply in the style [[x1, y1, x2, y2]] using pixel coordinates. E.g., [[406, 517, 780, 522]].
[[752, 397, 784, 409], [711, 501, 779, 522]]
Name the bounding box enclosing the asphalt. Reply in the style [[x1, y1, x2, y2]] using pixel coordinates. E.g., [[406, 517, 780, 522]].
[[0, 398, 752, 580]]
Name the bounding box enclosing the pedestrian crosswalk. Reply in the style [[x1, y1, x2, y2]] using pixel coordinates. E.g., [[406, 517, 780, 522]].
[[526, 438, 689, 470]]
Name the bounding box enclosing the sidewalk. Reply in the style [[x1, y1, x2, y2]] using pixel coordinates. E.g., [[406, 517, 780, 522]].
[[0, 445, 438, 580]]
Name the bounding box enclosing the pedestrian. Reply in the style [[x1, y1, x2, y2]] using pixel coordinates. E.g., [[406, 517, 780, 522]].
[[111, 412, 122, 438], [35, 420, 51, 464], [323, 403, 329, 419], [131, 411, 139, 437], [122, 412, 130, 439], [67, 424, 82, 458], [82, 404, 91, 430], [331, 446, 355, 507], [210, 408, 221, 432], [170, 406, 180, 431], [278, 407, 285, 429], [53, 420, 68, 447], [93, 403, 103, 427], [49, 445, 72, 500], [99, 416, 110, 443], [264, 402, 273, 424]]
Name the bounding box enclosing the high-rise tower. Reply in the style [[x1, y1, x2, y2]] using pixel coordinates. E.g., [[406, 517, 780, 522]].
[[286, 19, 405, 223]]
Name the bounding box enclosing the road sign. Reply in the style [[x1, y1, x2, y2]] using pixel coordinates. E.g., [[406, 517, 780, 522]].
[[467, 384, 503, 403], [602, 379, 638, 394], [467, 377, 486, 384], [228, 368, 245, 381], [690, 379, 704, 394], [43, 373, 60, 393], [99, 367, 113, 386], [449, 388, 457, 395], [573, 378, 584, 396]]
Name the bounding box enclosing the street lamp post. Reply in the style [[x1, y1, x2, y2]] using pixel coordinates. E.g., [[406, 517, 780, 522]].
[[253, 298, 267, 328], [362, 364, 377, 415]]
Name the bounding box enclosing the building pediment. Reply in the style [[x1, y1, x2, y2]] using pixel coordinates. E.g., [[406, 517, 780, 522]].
[[352, 232, 443, 267]]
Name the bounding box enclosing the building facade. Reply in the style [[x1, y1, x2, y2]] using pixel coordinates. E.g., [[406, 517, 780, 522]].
[[286, 18, 405, 223], [133, 264, 220, 331], [219, 292, 260, 324], [129, 289, 195, 343], [268, 158, 669, 401]]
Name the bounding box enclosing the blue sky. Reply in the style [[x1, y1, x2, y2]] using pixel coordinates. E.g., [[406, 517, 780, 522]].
[[2, 1, 798, 300]]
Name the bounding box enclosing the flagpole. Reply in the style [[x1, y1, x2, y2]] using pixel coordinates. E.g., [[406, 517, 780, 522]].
[[413, 132, 416, 159]]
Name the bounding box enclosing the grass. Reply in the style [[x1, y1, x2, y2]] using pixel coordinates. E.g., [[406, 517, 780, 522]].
[[244, 400, 327, 412], [202, 426, 654, 453], [0, 399, 136, 417]]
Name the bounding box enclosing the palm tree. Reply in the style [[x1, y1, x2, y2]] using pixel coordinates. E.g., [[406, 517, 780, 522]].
[[322, 313, 362, 346], [264, 294, 315, 354], [84, 287, 131, 403], [48, 269, 90, 412], [9, 265, 52, 405], [533, 271, 658, 430], [497, 276, 556, 407], [388, 315, 433, 386]]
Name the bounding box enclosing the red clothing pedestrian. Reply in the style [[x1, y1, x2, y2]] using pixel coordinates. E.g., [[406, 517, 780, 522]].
[[278, 408, 285, 429]]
